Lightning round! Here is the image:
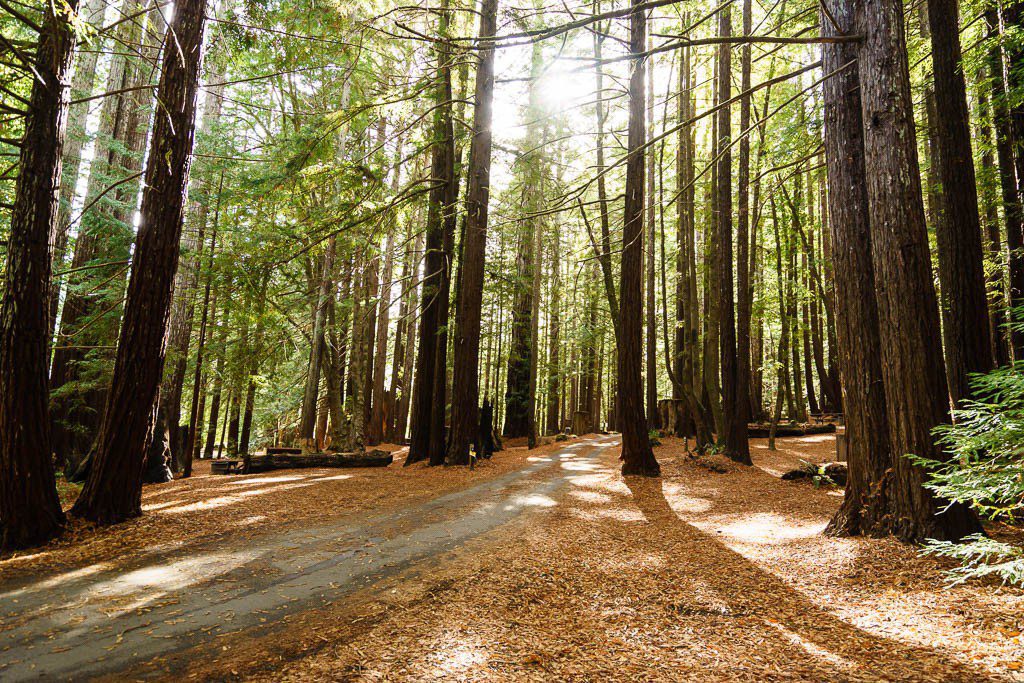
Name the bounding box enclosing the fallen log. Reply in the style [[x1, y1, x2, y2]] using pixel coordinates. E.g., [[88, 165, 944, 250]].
[[233, 450, 393, 474], [781, 461, 848, 487], [747, 423, 836, 438]]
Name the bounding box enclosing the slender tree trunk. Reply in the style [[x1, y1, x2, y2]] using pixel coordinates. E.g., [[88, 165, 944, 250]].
[[591, 6, 620, 335], [619, 0, 660, 476], [203, 303, 229, 459], [546, 229, 562, 434], [986, 6, 1023, 360], [161, 65, 226, 465], [0, 0, 79, 549], [72, 0, 211, 524], [645, 33, 659, 430], [182, 211, 220, 477], [736, 0, 753, 428], [395, 231, 423, 442], [49, 0, 107, 337], [854, 0, 982, 542]]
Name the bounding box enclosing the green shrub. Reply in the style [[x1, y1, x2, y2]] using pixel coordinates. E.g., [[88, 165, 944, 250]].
[[910, 358, 1024, 586]]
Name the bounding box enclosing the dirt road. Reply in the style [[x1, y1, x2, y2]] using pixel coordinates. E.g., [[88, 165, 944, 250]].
[[0, 435, 619, 681]]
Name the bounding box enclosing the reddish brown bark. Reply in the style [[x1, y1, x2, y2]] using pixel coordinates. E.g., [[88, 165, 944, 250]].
[[71, 0, 211, 524], [0, 0, 79, 549]]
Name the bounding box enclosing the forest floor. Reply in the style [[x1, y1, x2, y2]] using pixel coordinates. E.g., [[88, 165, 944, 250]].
[[2, 433, 1023, 681]]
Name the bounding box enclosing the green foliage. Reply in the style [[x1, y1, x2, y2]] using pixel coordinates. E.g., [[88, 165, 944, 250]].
[[912, 343, 1024, 586]]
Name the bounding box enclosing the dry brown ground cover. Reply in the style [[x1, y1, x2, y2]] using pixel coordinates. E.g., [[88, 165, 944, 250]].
[[0, 437, 572, 583], [185, 433, 1023, 682]]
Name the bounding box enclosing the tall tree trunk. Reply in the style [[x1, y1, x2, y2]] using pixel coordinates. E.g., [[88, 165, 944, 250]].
[[821, 0, 893, 535], [298, 238, 336, 450], [976, 85, 1011, 366], [447, 0, 497, 464], [503, 40, 545, 441], [49, 0, 165, 468], [72, 0, 211, 524], [925, 0, 994, 404], [591, 4, 620, 336], [394, 230, 423, 442], [545, 227, 562, 434], [0, 0, 79, 550], [619, 0, 660, 477], [406, 8, 455, 464], [183, 222, 219, 476], [986, 5, 1023, 360], [160, 64, 226, 465], [49, 0, 108, 337], [715, 0, 751, 464], [203, 303, 229, 459], [854, 0, 982, 542], [736, 0, 753, 428], [645, 32, 659, 429]]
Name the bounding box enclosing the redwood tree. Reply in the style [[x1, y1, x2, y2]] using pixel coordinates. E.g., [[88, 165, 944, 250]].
[[619, 0, 660, 477], [854, 0, 982, 542], [820, 0, 892, 537], [925, 0, 994, 404], [447, 0, 498, 465], [0, 0, 79, 549], [715, 0, 751, 464], [72, 0, 211, 524]]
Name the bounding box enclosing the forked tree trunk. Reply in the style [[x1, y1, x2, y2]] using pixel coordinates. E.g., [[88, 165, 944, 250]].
[[854, 0, 982, 542], [71, 0, 211, 525], [619, 0, 660, 477], [0, 0, 79, 549], [298, 237, 336, 449]]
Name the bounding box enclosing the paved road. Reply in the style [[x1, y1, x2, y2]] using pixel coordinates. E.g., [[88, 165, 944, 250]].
[[0, 435, 618, 681]]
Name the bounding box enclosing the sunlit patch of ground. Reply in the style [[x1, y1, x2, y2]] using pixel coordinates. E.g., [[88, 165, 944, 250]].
[[215, 434, 1023, 683], [0, 438, 585, 584]]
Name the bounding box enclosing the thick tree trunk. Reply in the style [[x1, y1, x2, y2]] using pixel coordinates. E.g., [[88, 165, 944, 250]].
[[619, 0, 660, 477], [49, 0, 166, 469], [854, 0, 982, 542], [715, 0, 751, 464], [0, 0, 79, 550], [72, 0, 211, 524], [447, 0, 497, 465], [503, 40, 545, 441], [925, 0, 994, 404]]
